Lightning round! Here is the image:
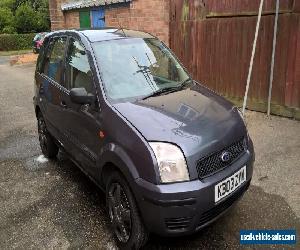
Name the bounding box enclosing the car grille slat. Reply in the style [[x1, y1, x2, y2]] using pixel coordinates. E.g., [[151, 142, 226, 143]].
[[165, 217, 192, 230], [197, 137, 246, 179]]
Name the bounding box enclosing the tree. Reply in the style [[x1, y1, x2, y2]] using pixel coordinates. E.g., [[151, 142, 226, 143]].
[[35, 0, 50, 32], [0, 7, 15, 33], [0, 0, 50, 34], [0, 0, 15, 10], [15, 4, 37, 33]]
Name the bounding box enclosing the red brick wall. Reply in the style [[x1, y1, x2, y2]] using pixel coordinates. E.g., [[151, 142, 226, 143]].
[[49, 0, 65, 30], [49, 0, 170, 44], [64, 11, 80, 29], [106, 0, 170, 44]]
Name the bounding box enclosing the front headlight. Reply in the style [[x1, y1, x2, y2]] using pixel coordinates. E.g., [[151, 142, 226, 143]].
[[149, 142, 189, 183]]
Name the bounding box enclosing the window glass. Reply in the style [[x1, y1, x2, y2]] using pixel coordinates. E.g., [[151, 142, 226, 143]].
[[37, 39, 48, 73], [92, 38, 190, 102], [65, 38, 94, 94], [43, 37, 67, 86]]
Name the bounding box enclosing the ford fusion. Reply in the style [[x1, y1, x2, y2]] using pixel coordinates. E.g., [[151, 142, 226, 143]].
[[33, 28, 254, 249]]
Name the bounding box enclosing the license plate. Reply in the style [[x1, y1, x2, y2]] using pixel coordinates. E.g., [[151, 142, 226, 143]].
[[215, 166, 247, 203]]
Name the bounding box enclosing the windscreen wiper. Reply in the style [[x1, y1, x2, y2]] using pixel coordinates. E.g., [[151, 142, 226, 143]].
[[179, 77, 193, 89], [142, 78, 193, 100], [142, 87, 179, 100]]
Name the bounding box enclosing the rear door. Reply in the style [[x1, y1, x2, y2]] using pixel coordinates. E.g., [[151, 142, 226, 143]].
[[39, 36, 68, 140], [59, 37, 103, 175]]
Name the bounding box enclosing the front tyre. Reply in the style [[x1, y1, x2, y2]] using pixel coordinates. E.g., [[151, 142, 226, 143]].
[[106, 172, 148, 249], [37, 113, 58, 159]]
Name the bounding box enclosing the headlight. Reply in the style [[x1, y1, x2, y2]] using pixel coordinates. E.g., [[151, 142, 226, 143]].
[[149, 142, 189, 183]]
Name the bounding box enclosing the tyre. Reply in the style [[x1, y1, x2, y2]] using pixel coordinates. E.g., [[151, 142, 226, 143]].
[[106, 172, 148, 249], [37, 113, 58, 159]]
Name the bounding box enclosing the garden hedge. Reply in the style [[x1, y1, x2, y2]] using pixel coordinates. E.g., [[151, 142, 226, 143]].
[[0, 33, 35, 51]]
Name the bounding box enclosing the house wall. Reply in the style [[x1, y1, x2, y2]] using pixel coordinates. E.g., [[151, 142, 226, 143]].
[[49, 0, 170, 45], [64, 10, 80, 29]]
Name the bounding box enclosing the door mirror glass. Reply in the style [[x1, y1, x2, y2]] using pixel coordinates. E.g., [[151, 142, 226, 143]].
[[70, 88, 95, 105]]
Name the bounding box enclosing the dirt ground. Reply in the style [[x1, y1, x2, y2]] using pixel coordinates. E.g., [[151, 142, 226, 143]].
[[9, 53, 38, 66], [0, 61, 299, 249]]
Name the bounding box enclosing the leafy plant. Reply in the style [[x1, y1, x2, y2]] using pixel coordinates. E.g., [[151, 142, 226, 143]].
[[0, 0, 50, 34], [0, 33, 35, 51], [0, 7, 15, 33]]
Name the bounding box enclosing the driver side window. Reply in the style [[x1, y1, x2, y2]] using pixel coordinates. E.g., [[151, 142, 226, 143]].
[[65, 38, 95, 94]]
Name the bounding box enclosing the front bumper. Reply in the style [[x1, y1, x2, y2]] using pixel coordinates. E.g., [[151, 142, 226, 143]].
[[133, 148, 254, 236]]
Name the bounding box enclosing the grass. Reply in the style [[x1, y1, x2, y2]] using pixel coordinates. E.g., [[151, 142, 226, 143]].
[[0, 49, 32, 56]]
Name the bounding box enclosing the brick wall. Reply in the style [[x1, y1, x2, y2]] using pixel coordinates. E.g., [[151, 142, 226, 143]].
[[64, 11, 80, 29], [106, 0, 170, 44], [49, 0, 170, 44], [49, 0, 65, 30]]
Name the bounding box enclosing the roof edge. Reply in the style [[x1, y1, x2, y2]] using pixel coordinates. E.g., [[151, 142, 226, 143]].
[[61, 0, 132, 11]]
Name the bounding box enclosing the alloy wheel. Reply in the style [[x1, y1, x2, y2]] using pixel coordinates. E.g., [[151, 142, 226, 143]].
[[38, 117, 48, 153], [108, 182, 132, 243]]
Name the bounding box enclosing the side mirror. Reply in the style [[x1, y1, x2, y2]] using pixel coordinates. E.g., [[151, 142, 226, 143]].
[[70, 88, 95, 105]]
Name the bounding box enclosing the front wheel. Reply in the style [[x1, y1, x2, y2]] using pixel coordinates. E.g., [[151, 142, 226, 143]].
[[37, 113, 58, 159], [106, 172, 148, 249]]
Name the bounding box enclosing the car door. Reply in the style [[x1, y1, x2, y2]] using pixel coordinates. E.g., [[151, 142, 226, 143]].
[[59, 37, 103, 176], [39, 36, 68, 141]]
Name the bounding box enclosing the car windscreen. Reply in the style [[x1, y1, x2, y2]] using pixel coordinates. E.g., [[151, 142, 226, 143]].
[[93, 38, 190, 103]]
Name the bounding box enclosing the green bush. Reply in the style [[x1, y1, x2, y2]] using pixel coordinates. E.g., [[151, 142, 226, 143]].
[[0, 7, 15, 33], [15, 4, 37, 33], [0, 33, 35, 51]]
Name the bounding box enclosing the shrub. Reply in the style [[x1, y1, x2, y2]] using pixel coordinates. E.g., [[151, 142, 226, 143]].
[[0, 33, 35, 51], [15, 4, 37, 33], [0, 7, 14, 33]]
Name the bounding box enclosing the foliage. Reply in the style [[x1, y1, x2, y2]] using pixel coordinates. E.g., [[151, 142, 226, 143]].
[[0, 0, 50, 34], [0, 7, 15, 33], [0, 33, 35, 51], [15, 4, 37, 33], [0, 0, 15, 10]]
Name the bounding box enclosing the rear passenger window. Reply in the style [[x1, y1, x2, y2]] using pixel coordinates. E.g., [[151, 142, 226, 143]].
[[43, 37, 67, 86], [65, 38, 94, 94]]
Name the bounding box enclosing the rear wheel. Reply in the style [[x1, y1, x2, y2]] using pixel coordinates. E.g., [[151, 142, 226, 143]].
[[37, 113, 58, 159], [106, 172, 148, 249]]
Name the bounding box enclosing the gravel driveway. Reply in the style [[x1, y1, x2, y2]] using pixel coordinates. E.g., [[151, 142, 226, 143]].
[[0, 61, 299, 249]]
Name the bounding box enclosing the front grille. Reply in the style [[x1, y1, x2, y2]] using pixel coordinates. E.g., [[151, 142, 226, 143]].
[[197, 181, 250, 227], [165, 217, 192, 231], [196, 137, 246, 179]]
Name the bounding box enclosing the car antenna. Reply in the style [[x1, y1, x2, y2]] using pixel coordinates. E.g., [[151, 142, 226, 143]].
[[117, 19, 127, 37]]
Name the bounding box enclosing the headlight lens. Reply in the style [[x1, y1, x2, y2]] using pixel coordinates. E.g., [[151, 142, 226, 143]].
[[149, 142, 189, 183]]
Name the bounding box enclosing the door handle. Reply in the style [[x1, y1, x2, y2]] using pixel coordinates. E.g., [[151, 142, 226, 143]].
[[60, 101, 67, 108]]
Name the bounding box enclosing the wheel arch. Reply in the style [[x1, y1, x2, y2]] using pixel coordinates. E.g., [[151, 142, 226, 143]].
[[98, 144, 140, 192]]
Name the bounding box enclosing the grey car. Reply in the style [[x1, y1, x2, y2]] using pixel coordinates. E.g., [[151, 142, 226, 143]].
[[33, 28, 255, 249]]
